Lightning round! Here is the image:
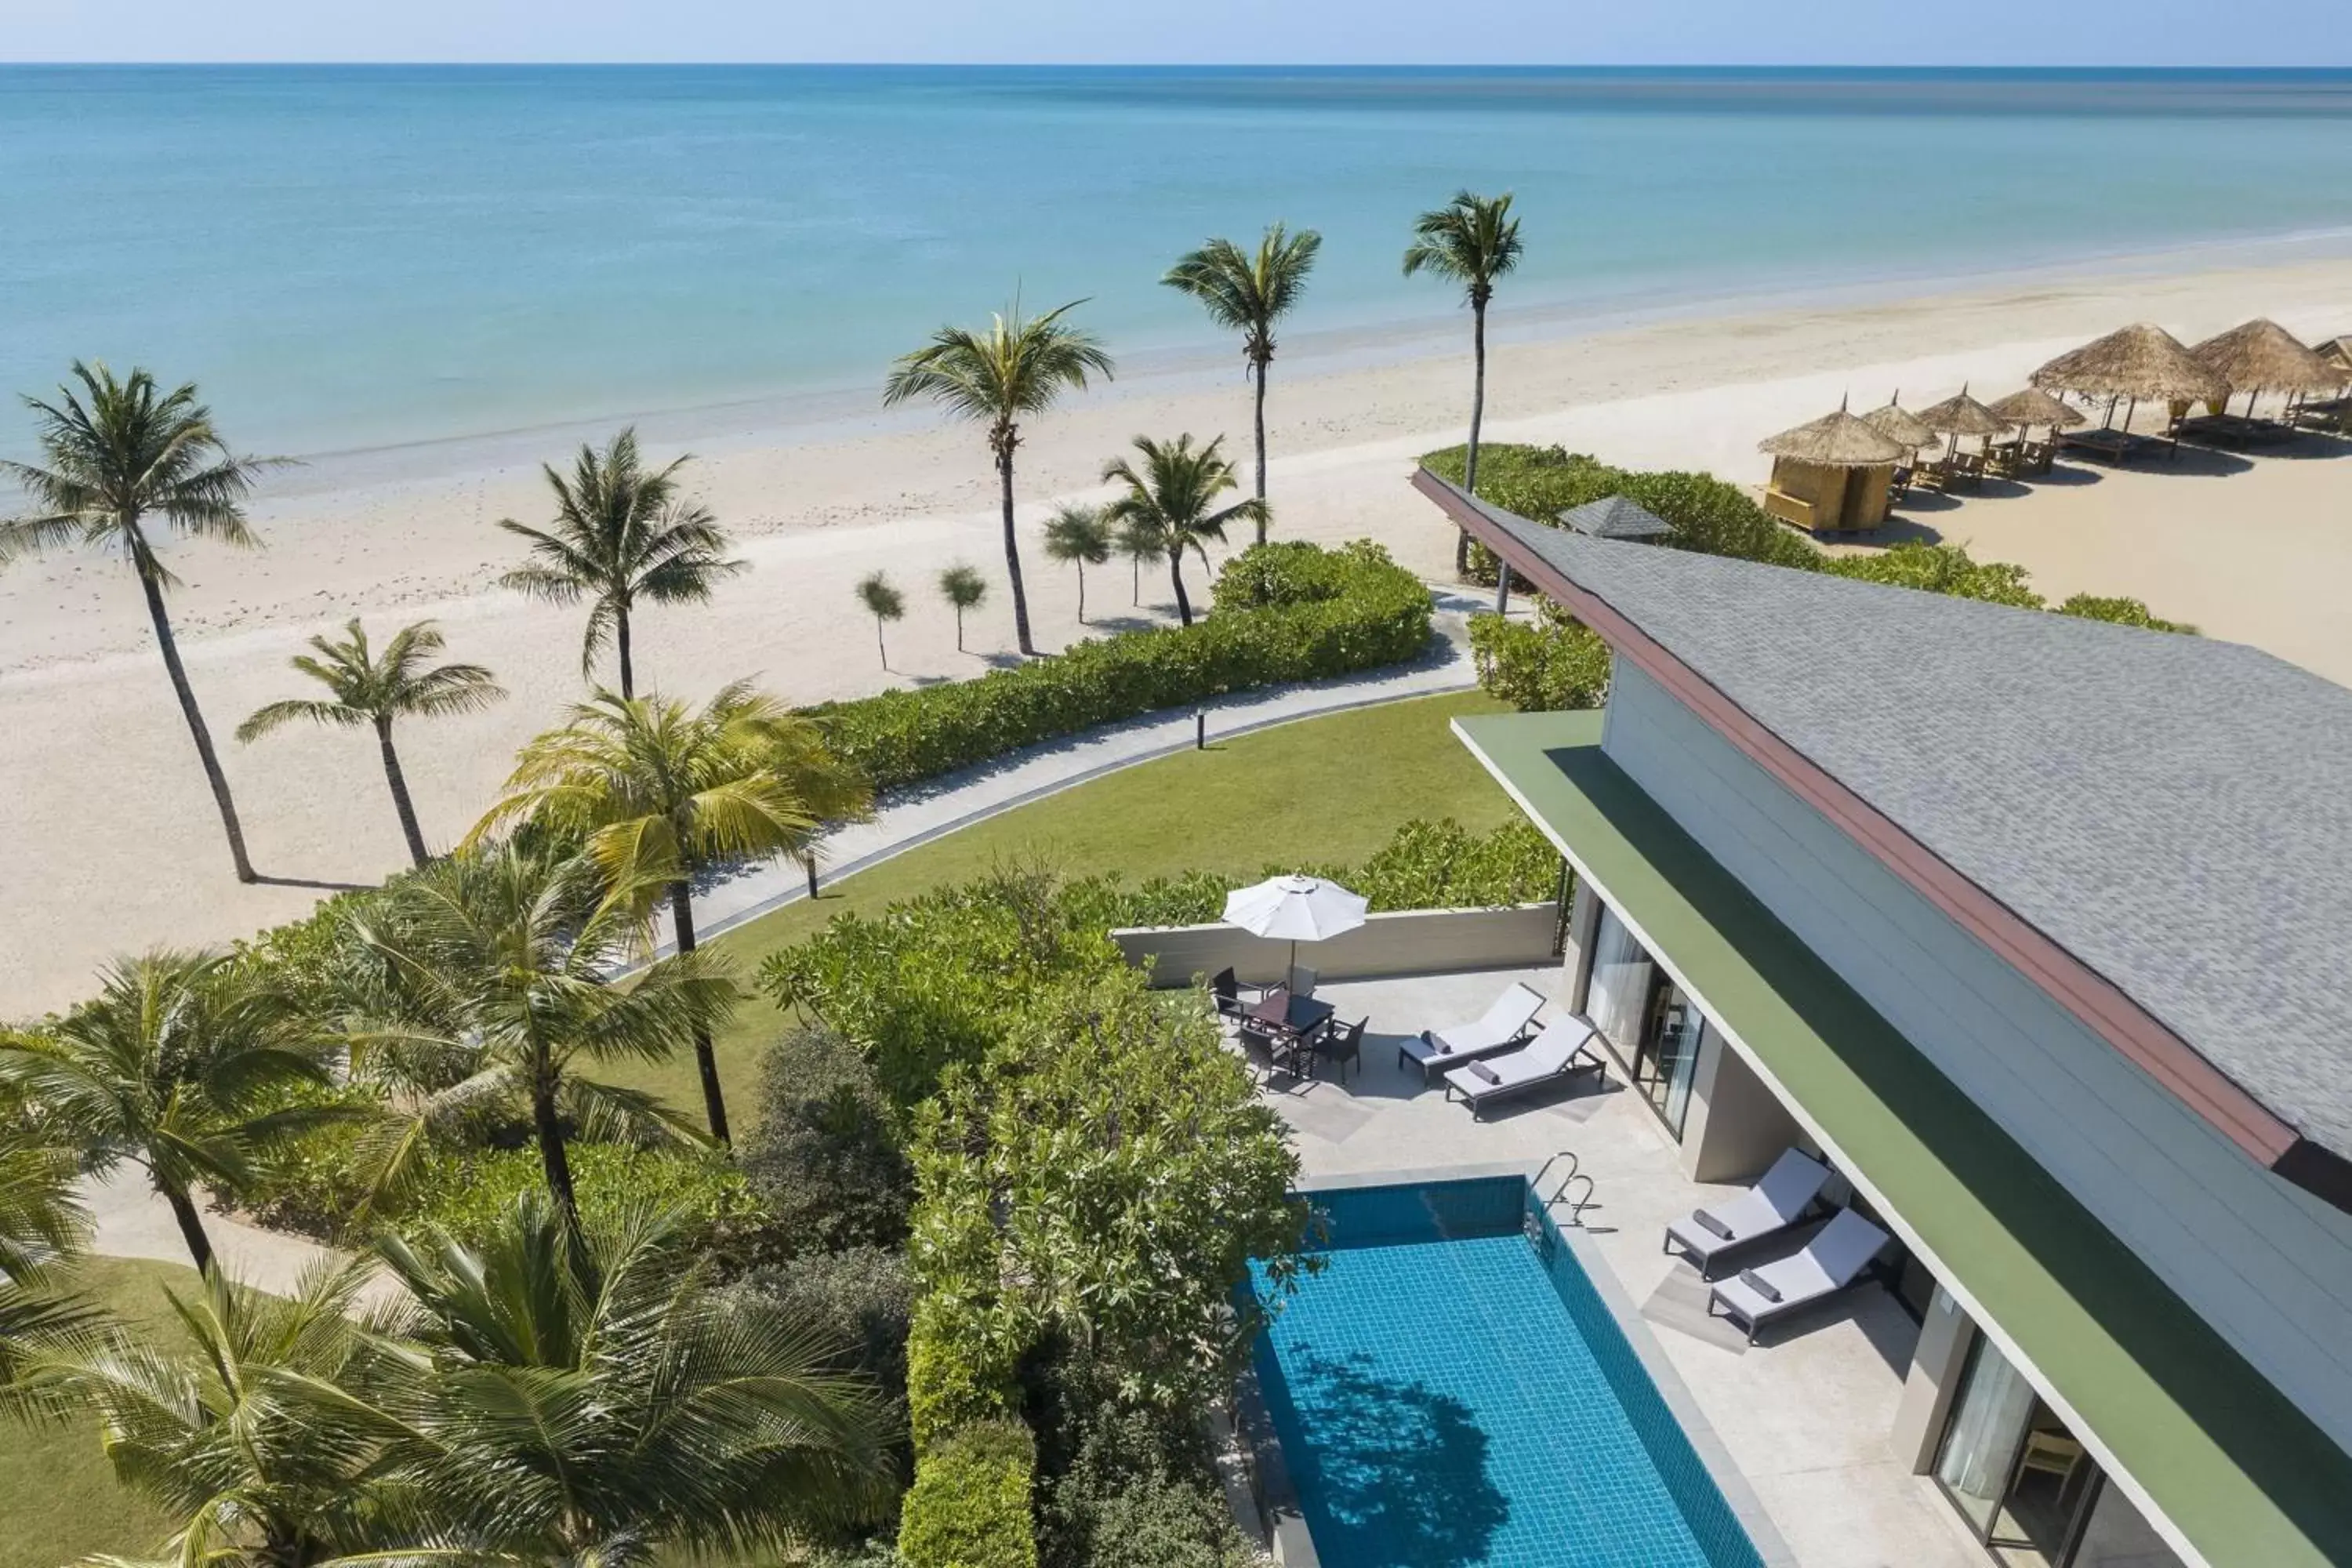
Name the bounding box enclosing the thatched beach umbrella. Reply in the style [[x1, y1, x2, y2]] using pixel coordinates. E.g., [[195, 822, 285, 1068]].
[[1860, 394, 1936, 454], [1758, 403, 1908, 466], [2191, 319, 2347, 416], [2319, 336, 2352, 377], [1988, 387, 2087, 434], [2031, 322, 2227, 429], [1917, 385, 2016, 451]]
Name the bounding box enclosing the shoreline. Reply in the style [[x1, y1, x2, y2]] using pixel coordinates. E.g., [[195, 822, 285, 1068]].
[[1, 248, 2348, 1017]]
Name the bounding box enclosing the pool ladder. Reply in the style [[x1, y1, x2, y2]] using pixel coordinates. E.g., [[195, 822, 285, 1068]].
[[1535, 1149, 1598, 1229]]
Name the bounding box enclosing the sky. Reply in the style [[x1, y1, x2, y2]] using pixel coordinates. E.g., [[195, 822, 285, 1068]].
[[3, 0, 2350, 67]]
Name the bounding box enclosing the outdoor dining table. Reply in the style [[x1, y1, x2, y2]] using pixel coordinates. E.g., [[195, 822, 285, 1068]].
[[1244, 988, 1337, 1073]]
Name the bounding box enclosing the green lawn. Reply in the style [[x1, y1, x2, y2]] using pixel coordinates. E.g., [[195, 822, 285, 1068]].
[[612, 689, 1513, 1119], [1, 1255, 196, 1568]]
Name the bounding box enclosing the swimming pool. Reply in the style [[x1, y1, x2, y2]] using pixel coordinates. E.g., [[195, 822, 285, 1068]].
[[1248, 1175, 1768, 1568]]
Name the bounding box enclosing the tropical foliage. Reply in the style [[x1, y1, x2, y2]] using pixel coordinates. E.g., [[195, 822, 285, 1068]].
[[1099, 434, 1267, 626], [237, 618, 506, 866], [1403, 192, 1523, 574], [1162, 223, 1323, 514], [497, 427, 742, 696], [2, 363, 280, 882], [1042, 505, 1112, 624], [473, 684, 869, 1142], [0, 1123, 93, 1378], [898, 1418, 1038, 1568], [884, 302, 1115, 657]]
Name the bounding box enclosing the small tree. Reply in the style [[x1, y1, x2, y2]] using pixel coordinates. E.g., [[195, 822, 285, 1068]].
[[938, 564, 989, 652], [856, 571, 906, 669], [1403, 191, 1524, 575], [1113, 517, 1163, 608], [1042, 505, 1112, 625], [1098, 434, 1267, 627]]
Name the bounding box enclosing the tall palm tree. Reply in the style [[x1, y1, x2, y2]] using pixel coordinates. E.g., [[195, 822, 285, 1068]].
[[375, 1192, 890, 1562], [883, 301, 1115, 658], [468, 687, 867, 1145], [2, 364, 281, 884], [343, 844, 738, 1215], [20, 1258, 411, 1568], [1403, 191, 1525, 575], [1163, 223, 1323, 519], [236, 619, 506, 868], [855, 571, 905, 669], [1043, 504, 1112, 624], [0, 953, 347, 1274], [496, 429, 743, 698], [1099, 434, 1267, 628]]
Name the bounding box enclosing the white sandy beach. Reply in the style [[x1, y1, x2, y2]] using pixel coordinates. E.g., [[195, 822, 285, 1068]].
[[2, 254, 2348, 1018]]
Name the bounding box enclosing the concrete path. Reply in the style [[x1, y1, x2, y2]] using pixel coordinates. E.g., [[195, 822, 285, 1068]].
[[666, 583, 1497, 953], [81, 1166, 352, 1295]]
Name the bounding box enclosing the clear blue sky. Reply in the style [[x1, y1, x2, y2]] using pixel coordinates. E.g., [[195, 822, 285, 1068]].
[[6, 0, 2350, 67]]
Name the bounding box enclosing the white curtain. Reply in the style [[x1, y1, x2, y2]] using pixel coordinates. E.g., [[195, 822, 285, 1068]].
[[1936, 1337, 2035, 1529], [1586, 906, 1653, 1050]]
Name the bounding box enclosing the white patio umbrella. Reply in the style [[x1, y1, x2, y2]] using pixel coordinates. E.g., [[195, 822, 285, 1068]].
[[1221, 873, 1370, 983]]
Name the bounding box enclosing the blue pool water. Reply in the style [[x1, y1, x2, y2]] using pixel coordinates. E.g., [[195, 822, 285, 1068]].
[[1250, 1178, 1762, 1568]]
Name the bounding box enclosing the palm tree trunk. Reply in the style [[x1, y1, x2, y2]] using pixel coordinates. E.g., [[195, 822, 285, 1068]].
[[376, 717, 430, 867], [531, 1074, 578, 1218], [615, 603, 635, 699], [875, 618, 888, 669], [138, 565, 256, 884], [1075, 563, 1087, 625], [955, 606, 964, 652], [1251, 361, 1271, 529], [996, 445, 1036, 658], [1170, 555, 1193, 627], [670, 880, 730, 1143], [1131, 556, 1142, 605], [1461, 300, 1488, 579], [162, 1181, 215, 1274]]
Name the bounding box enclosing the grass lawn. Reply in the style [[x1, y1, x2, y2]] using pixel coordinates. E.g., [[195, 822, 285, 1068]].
[[1, 1255, 198, 1568], [612, 689, 1514, 1119]]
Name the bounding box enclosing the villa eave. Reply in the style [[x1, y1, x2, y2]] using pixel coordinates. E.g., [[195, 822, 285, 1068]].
[[1452, 707, 2352, 1568]]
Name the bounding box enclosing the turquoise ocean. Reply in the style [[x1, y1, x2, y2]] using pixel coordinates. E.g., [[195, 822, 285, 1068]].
[[5, 66, 2352, 459]]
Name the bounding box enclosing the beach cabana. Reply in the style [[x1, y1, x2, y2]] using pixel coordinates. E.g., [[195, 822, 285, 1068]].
[[2303, 336, 2352, 432], [2187, 319, 2347, 441], [1757, 403, 1907, 534], [1915, 386, 2016, 488], [2030, 322, 2226, 462], [1556, 495, 1672, 542], [1987, 387, 2085, 475]]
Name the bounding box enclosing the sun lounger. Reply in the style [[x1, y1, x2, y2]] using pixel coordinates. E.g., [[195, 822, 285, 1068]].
[[1663, 1149, 1831, 1277], [1398, 982, 1547, 1080], [1441, 1016, 1605, 1119], [1707, 1209, 1890, 1345]]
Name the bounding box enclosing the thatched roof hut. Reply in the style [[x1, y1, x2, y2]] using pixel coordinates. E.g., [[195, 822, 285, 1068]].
[[2320, 336, 2352, 376], [1556, 495, 1671, 541], [1861, 398, 1936, 451], [1758, 407, 1907, 466], [2031, 322, 2228, 406], [1917, 387, 2016, 440], [2191, 319, 2348, 397], [1987, 387, 2087, 431]]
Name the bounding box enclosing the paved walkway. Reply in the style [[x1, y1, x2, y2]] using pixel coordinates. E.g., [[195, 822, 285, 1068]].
[[662, 584, 1497, 953], [82, 1166, 354, 1295]]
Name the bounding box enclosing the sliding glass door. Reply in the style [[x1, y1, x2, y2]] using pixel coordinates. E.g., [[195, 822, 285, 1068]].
[[1585, 906, 1654, 1051], [1585, 905, 1703, 1138]]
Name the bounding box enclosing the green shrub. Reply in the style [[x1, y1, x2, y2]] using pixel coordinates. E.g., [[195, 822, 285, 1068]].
[[898, 1419, 1038, 1568], [805, 542, 1430, 793], [1036, 1393, 1259, 1568], [742, 1024, 915, 1255], [1466, 605, 1612, 713], [743, 1245, 916, 1453], [2056, 593, 2197, 633], [908, 1294, 1025, 1453], [1824, 541, 2043, 607], [394, 1144, 751, 1251]]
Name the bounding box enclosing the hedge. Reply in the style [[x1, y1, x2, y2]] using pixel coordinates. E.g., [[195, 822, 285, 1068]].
[[803, 540, 1432, 792], [898, 1419, 1040, 1568]]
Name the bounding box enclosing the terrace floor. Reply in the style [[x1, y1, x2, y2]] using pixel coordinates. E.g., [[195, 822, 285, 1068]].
[[1254, 964, 1995, 1568]]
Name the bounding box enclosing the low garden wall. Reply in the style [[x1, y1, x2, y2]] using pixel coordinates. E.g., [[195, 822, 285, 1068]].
[[1112, 902, 1562, 989]]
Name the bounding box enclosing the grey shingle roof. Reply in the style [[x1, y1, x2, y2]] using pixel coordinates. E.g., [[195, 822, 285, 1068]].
[[1557, 495, 1672, 539], [1484, 501, 2352, 1158]]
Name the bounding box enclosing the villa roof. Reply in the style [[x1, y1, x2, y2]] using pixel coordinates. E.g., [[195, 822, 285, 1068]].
[[1419, 472, 2352, 1187], [1555, 494, 1671, 540]]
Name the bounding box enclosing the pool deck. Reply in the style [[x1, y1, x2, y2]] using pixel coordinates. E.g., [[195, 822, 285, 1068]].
[[1259, 965, 1994, 1568]]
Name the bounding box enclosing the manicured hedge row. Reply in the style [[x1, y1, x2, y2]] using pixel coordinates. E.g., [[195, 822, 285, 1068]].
[[898, 1418, 1039, 1568], [803, 541, 1432, 792]]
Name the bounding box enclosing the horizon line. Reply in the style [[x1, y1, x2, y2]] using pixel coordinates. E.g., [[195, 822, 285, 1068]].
[[9, 60, 2352, 71]]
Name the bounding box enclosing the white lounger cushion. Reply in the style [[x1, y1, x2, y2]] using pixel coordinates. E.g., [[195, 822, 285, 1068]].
[[1400, 982, 1547, 1069], [1710, 1209, 1889, 1332], [1664, 1149, 1831, 1262], [1443, 1015, 1596, 1099]]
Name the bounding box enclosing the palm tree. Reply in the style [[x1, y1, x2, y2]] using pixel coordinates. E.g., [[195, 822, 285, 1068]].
[[21, 1258, 411, 1568], [938, 563, 988, 651], [343, 844, 737, 1215], [0, 1124, 93, 1377], [855, 571, 905, 669], [2, 364, 281, 884], [883, 301, 1115, 658], [236, 619, 506, 868], [1163, 223, 1323, 519], [1043, 504, 1112, 624], [1099, 434, 1267, 628], [468, 687, 867, 1144], [0, 953, 347, 1274], [1403, 191, 1525, 575], [375, 1192, 889, 1562], [496, 429, 743, 697], [1115, 514, 1164, 608]]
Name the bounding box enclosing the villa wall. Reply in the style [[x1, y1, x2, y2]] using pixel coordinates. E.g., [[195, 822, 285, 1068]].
[[1600, 658, 2352, 1462], [1111, 903, 1560, 989]]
